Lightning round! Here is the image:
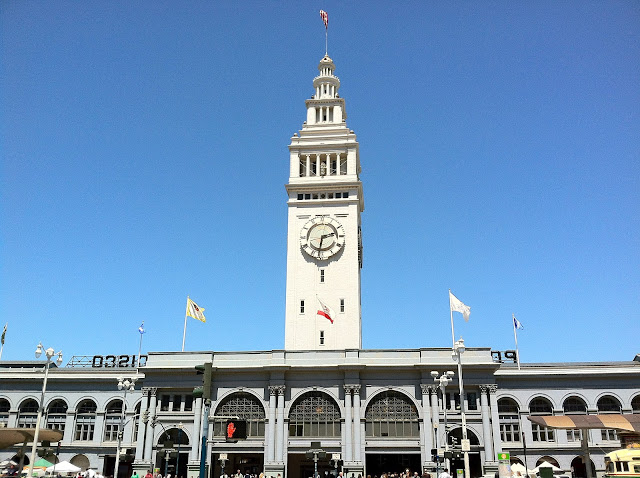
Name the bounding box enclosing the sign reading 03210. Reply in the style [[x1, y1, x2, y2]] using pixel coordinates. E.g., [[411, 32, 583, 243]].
[[300, 216, 345, 261]]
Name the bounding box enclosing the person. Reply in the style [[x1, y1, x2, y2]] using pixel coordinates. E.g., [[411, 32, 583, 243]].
[[145, 471, 153, 478], [131, 473, 140, 478], [438, 469, 451, 478]]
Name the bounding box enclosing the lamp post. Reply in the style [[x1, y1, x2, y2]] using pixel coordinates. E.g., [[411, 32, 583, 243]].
[[431, 370, 455, 471], [114, 377, 137, 478], [452, 338, 470, 478], [28, 343, 63, 478]]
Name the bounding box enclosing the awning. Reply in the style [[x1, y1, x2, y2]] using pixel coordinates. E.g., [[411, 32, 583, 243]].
[[0, 428, 64, 450], [528, 414, 640, 432]]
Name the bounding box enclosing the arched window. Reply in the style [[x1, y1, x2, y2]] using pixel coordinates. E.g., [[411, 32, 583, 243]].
[[213, 393, 265, 437], [75, 399, 97, 441], [46, 399, 68, 431], [18, 399, 39, 428], [0, 399, 10, 427], [288, 392, 341, 437], [498, 398, 520, 443], [70, 454, 90, 471], [156, 427, 190, 446], [597, 396, 621, 413], [365, 391, 419, 438], [104, 400, 123, 441], [563, 397, 587, 414], [632, 395, 640, 413], [598, 396, 621, 441], [529, 397, 554, 443]]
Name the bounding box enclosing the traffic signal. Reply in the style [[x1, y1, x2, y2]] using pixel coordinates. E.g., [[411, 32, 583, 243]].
[[225, 419, 247, 440], [195, 362, 212, 400]]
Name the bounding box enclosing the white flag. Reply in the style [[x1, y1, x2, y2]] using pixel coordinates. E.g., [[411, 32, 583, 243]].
[[449, 291, 471, 322], [186, 297, 206, 323], [513, 316, 524, 330]]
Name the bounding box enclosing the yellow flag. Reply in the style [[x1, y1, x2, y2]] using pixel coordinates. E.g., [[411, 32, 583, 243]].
[[186, 297, 206, 323]]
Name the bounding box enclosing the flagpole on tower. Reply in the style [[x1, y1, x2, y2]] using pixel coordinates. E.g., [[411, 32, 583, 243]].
[[320, 10, 329, 55]]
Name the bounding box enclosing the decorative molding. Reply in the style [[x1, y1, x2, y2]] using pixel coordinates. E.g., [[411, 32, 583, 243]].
[[268, 386, 279, 396], [487, 385, 498, 394]]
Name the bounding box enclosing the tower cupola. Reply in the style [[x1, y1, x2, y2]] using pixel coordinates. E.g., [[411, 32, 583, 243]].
[[313, 55, 340, 100]]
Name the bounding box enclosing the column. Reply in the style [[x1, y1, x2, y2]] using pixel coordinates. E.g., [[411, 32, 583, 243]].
[[343, 386, 353, 462], [94, 411, 105, 444], [420, 385, 435, 464], [275, 386, 286, 463], [135, 388, 150, 461], [123, 407, 135, 445], [63, 411, 75, 443], [479, 386, 494, 462], [190, 396, 203, 462], [431, 386, 441, 451], [144, 388, 158, 461], [7, 410, 18, 428], [267, 386, 278, 462], [488, 385, 502, 454], [352, 385, 362, 463]]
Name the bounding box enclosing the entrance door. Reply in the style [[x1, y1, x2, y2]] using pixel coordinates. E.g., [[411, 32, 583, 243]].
[[365, 454, 420, 477], [214, 453, 265, 478], [287, 453, 333, 478]]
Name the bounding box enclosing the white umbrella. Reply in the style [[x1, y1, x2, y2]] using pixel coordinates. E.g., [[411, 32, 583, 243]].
[[533, 462, 563, 473], [46, 462, 81, 474]]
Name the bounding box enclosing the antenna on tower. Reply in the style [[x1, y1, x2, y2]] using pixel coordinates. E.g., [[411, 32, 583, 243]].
[[320, 10, 328, 55]]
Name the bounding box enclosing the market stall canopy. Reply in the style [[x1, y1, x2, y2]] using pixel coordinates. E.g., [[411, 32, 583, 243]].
[[33, 459, 54, 468], [528, 414, 640, 432], [533, 462, 563, 473], [0, 428, 63, 450], [46, 461, 81, 473]]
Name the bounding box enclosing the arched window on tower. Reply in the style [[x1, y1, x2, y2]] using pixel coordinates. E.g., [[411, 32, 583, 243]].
[[46, 399, 68, 432], [288, 391, 341, 437], [213, 392, 265, 437], [497, 398, 520, 443], [365, 391, 419, 438]]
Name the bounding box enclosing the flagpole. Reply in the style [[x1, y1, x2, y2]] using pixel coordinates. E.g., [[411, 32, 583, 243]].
[[513, 314, 521, 370], [182, 297, 189, 352], [449, 289, 456, 348], [325, 26, 328, 55]]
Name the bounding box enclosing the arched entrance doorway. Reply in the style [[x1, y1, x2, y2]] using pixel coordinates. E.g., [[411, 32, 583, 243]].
[[156, 427, 190, 478], [571, 456, 595, 478], [447, 428, 482, 478]]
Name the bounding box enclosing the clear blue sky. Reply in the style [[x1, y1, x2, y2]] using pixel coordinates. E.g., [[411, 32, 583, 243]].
[[1, 1, 638, 364]]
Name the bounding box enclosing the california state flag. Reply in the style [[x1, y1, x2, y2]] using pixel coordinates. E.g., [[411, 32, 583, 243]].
[[317, 296, 335, 324]]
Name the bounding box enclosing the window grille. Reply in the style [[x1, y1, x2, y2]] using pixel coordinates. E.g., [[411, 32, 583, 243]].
[[365, 391, 419, 438], [0, 399, 10, 427], [213, 393, 265, 437], [597, 396, 621, 413], [563, 397, 587, 413], [288, 392, 341, 437], [104, 400, 123, 441]]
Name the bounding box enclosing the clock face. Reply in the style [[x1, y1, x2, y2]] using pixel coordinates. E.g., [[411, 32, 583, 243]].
[[300, 216, 345, 260]]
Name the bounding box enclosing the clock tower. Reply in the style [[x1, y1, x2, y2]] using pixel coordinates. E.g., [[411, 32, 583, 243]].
[[284, 55, 364, 350]]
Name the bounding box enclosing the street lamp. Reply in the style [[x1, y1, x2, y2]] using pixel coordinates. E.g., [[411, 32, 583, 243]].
[[114, 377, 137, 478], [431, 370, 455, 471], [452, 337, 470, 478], [28, 343, 63, 478]]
